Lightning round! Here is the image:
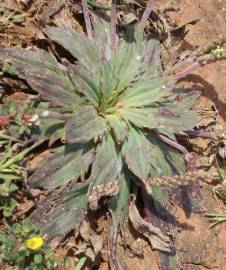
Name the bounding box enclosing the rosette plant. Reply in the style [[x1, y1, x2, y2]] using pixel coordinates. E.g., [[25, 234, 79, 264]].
[[0, 0, 200, 251]]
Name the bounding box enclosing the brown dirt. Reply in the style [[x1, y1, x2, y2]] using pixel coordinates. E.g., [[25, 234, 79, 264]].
[[175, 189, 226, 270]]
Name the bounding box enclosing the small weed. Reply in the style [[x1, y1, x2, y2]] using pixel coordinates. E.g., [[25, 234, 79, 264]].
[[0, 8, 25, 25], [213, 167, 226, 201], [2, 63, 18, 75], [206, 212, 226, 228], [0, 219, 57, 269], [0, 100, 35, 138], [0, 142, 32, 217], [210, 45, 226, 58], [206, 167, 226, 227]]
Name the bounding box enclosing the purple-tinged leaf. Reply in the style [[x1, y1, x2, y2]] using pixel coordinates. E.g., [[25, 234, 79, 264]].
[[91, 12, 112, 60], [90, 134, 122, 187], [122, 127, 153, 181], [44, 26, 101, 72], [118, 107, 159, 129], [117, 77, 170, 108], [65, 105, 108, 144], [67, 63, 100, 105], [0, 48, 81, 108], [105, 114, 129, 143], [29, 144, 94, 189]]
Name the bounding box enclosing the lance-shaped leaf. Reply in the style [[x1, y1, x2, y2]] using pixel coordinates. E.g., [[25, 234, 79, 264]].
[[91, 12, 112, 60], [141, 39, 162, 78], [44, 26, 101, 72], [90, 134, 122, 187], [117, 77, 170, 108], [39, 183, 88, 242], [153, 88, 201, 132], [107, 170, 131, 266], [68, 63, 100, 105], [122, 127, 153, 181], [171, 88, 201, 109], [108, 170, 131, 224], [29, 144, 94, 189], [111, 41, 140, 93], [160, 140, 185, 174], [105, 114, 129, 143], [0, 48, 81, 108], [88, 134, 122, 210], [65, 105, 108, 144], [148, 136, 185, 177], [118, 107, 159, 129], [100, 61, 118, 97], [153, 105, 200, 132]]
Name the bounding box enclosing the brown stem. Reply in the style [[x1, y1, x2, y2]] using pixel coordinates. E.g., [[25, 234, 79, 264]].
[[156, 133, 189, 155], [81, 0, 93, 39], [164, 58, 195, 75], [139, 0, 155, 33], [174, 55, 226, 81], [111, 0, 117, 55], [109, 228, 119, 270], [184, 129, 216, 139], [174, 61, 200, 81]]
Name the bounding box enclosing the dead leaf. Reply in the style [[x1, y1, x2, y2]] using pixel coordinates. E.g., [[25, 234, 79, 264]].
[[80, 220, 103, 256], [129, 199, 171, 253]]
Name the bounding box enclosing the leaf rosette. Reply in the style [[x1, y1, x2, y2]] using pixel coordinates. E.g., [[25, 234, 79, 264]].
[[0, 13, 200, 243]]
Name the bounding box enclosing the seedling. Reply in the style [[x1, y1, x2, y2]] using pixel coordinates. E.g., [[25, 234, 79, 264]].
[[206, 212, 226, 228]]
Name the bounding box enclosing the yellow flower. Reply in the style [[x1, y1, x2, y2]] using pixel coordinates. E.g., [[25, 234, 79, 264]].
[[26, 236, 44, 250]]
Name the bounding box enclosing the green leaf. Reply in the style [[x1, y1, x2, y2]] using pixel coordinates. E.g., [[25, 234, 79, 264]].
[[100, 61, 118, 97], [65, 105, 107, 144], [3, 208, 13, 217], [75, 256, 87, 270], [68, 64, 100, 105], [117, 77, 170, 108], [90, 134, 122, 187], [91, 12, 112, 60], [118, 107, 158, 129], [0, 48, 81, 108], [33, 118, 65, 143], [148, 136, 185, 177], [111, 41, 140, 93], [44, 26, 101, 72], [149, 141, 172, 177], [153, 106, 200, 132], [152, 88, 201, 132], [40, 184, 88, 241], [8, 183, 18, 193], [34, 254, 43, 265], [122, 127, 153, 180], [29, 144, 94, 189], [2, 198, 17, 217], [0, 173, 21, 181], [7, 101, 17, 114], [105, 114, 129, 143], [108, 170, 131, 226]]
